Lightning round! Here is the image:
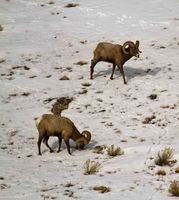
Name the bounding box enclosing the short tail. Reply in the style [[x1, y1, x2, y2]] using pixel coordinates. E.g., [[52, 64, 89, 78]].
[[34, 116, 42, 127]]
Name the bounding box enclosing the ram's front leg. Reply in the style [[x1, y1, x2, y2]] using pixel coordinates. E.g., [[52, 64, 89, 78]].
[[118, 65, 127, 84], [64, 138, 72, 155]]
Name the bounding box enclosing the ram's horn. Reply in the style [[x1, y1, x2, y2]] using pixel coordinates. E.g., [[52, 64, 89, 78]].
[[122, 41, 135, 54], [81, 130, 91, 144]]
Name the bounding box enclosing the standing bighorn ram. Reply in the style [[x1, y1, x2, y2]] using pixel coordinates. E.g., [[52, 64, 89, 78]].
[[90, 40, 141, 84]]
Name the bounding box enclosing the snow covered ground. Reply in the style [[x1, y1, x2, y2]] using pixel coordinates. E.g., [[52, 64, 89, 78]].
[[0, 0, 179, 199]]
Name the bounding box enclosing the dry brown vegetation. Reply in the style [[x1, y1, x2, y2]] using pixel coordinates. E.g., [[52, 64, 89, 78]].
[[74, 60, 88, 65], [83, 159, 101, 175], [51, 97, 73, 115], [0, 25, 3, 31], [155, 147, 176, 166], [64, 182, 75, 188], [107, 145, 124, 157], [156, 169, 166, 176], [169, 180, 179, 197], [93, 186, 111, 193], [175, 167, 179, 173], [142, 115, 156, 124], [60, 75, 70, 80], [93, 145, 106, 154]]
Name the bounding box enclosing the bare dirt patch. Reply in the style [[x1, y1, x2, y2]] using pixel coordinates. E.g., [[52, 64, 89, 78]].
[[51, 97, 73, 115]]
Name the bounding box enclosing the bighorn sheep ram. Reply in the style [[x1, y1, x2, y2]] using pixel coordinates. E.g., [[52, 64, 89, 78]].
[[90, 40, 141, 84], [35, 114, 91, 155]]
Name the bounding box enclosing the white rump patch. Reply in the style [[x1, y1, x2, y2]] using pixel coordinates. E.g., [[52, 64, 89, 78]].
[[35, 116, 42, 127]]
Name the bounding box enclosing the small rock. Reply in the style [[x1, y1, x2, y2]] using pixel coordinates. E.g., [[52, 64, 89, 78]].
[[74, 61, 88, 66], [64, 3, 79, 8], [29, 75, 37, 78], [80, 40, 87, 44], [0, 183, 9, 190], [21, 92, 31, 96], [78, 89, 88, 94], [26, 154, 33, 158], [60, 75, 70, 80], [159, 46, 166, 49], [24, 66, 30, 70], [142, 115, 156, 124], [45, 75, 52, 78], [81, 83, 91, 87], [48, 1, 55, 4], [0, 25, 3, 31], [43, 97, 56, 104], [148, 94, 157, 100], [0, 59, 5, 63]]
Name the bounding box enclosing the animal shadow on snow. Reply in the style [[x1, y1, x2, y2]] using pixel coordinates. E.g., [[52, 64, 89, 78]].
[[95, 65, 161, 81], [51, 139, 98, 154]]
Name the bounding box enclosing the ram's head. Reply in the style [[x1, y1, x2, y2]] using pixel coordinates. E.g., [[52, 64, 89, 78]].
[[75, 130, 91, 150], [122, 40, 142, 58]]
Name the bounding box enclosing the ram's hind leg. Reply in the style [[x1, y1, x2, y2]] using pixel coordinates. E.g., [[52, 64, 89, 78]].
[[57, 136, 62, 153], [110, 64, 116, 80]]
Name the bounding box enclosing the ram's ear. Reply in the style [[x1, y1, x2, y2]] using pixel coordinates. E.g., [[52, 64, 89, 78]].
[[135, 40, 140, 48], [136, 40, 142, 53]]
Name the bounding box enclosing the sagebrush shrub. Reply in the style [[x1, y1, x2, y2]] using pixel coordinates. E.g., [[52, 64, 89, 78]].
[[169, 180, 179, 197], [93, 186, 111, 193], [155, 147, 175, 166], [83, 159, 101, 175], [107, 145, 124, 157]]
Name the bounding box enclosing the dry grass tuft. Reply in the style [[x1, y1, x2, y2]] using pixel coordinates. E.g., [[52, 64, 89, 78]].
[[83, 159, 101, 175], [74, 60, 88, 65], [51, 97, 73, 115], [142, 115, 156, 124], [60, 75, 70, 80], [107, 145, 124, 157], [155, 147, 176, 166], [169, 180, 179, 197], [93, 186, 111, 193], [156, 169, 166, 176], [64, 182, 75, 188], [93, 145, 107, 154], [175, 167, 179, 173]]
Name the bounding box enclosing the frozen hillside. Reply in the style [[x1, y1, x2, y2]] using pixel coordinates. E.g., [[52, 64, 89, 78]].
[[0, 0, 179, 199]]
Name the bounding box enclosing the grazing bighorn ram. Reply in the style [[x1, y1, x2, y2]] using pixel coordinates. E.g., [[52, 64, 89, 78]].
[[35, 114, 91, 155]]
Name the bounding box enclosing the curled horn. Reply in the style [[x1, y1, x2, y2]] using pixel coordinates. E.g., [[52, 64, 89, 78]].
[[122, 41, 135, 54], [81, 130, 91, 144]]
